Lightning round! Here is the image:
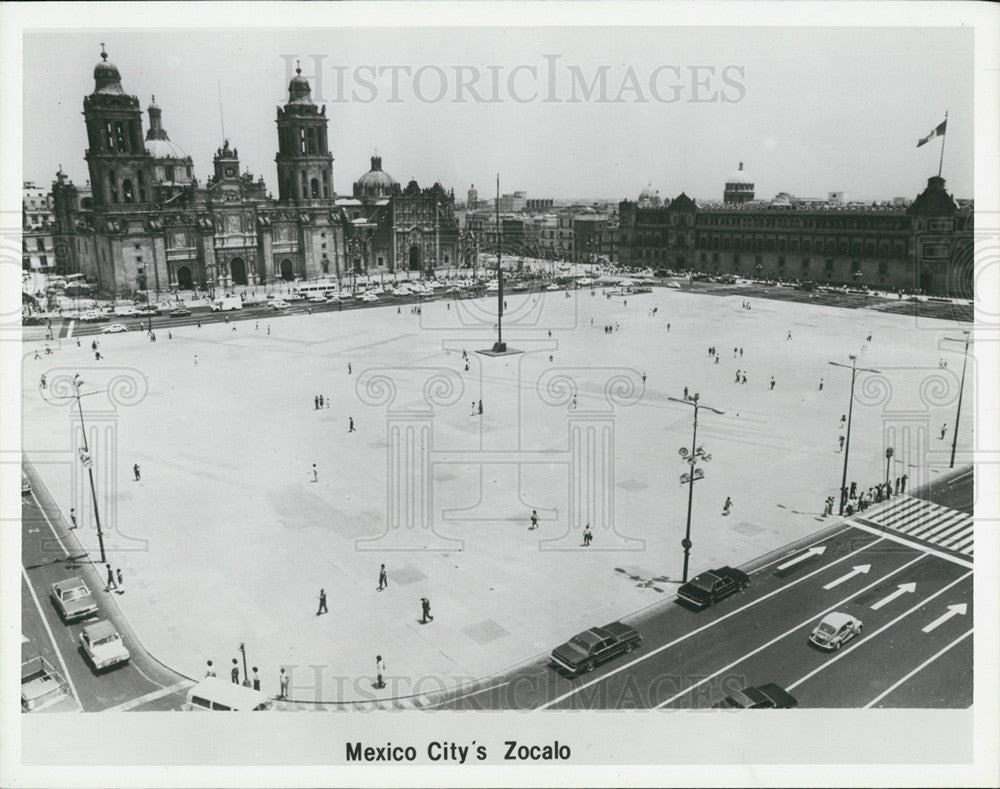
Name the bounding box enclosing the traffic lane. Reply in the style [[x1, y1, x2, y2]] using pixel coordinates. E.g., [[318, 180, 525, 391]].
[[789, 571, 973, 708], [869, 627, 973, 709], [546, 533, 926, 709], [662, 556, 971, 709], [21, 476, 185, 711], [912, 465, 973, 515], [463, 527, 886, 709]]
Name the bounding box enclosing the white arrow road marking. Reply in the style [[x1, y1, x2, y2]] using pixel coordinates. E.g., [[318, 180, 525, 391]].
[[871, 582, 917, 610], [22, 633, 30, 643], [922, 603, 968, 633], [787, 572, 972, 693], [864, 628, 973, 708], [823, 564, 871, 590], [776, 545, 827, 571]]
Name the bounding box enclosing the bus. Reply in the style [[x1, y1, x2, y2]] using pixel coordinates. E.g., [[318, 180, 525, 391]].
[[290, 282, 337, 299]]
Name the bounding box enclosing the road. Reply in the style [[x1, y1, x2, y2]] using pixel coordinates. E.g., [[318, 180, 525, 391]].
[[429, 466, 974, 710], [20, 457, 193, 712]]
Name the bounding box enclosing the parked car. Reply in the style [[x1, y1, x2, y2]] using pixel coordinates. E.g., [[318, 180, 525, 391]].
[[21, 657, 82, 713], [717, 275, 738, 284], [81, 311, 109, 322], [182, 677, 273, 711], [22, 471, 32, 494], [809, 612, 863, 651], [550, 621, 642, 675], [666, 281, 682, 289], [307, 295, 327, 304], [359, 292, 380, 303], [114, 305, 140, 317], [269, 299, 290, 310], [102, 323, 128, 334], [713, 683, 798, 709], [545, 284, 561, 291], [135, 305, 160, 316], [79, 620, 130, 671], [676, 566, 750, 610], [169, 308, 192, 318], [50, 577, 99, 622]]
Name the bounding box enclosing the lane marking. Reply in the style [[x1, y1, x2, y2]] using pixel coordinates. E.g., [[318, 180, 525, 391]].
[[776, 546, 826, 571], [653, 553, 927, 708], [21, 565, 82, 708], [870, 583, 916, 610], [864, 628, 974, 708], [538, 536, 887, 710], [822, 564, 870, 590], [847, 519, 973, 569], [749, 524, 856, 576], [922, 603, 968, 633], [28, 488, 70, 558], [786, 571, 972, 692], [101, 679, 192, 712]]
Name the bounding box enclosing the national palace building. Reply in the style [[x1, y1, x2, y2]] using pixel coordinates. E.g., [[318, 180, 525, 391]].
[[618, 163, 974, 297], [50, 48, 460, 297]]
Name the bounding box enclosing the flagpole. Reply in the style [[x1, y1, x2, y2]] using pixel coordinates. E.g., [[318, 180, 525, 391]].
[[938, 110, 948, 178]]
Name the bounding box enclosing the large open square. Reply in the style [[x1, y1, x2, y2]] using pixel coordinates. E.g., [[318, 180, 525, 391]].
[[21, 285, 973, 700]]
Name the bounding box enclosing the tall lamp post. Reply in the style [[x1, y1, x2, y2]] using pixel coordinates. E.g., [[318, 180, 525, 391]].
[[884, 447, 894, 492], [668, 393, 725, 583], [238, 641, 249, 685], [54, 376, 108, 564], [943, 330, 972, 469], [830, 354, 881, 515]]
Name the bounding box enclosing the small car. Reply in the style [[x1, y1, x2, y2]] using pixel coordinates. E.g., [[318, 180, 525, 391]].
[[135, 305, 160, 316], [307, 295, 327, 304], [102, 323, 128, 333], [666, 281, 682, 289], [676, 567, 750, 610], [50, 577, 99, 622], [22, 472, 32, 494], [809, 611, 863, 651], [81, 311, 109, 322], [21, 657, 83, 713], [545, 284, 561, 291], [512, 282, 529, 291], [550, 621, 642, 675], [360, 292, 380, 302], [79, 620, 130, 671], [714, 683, 798, 709], [170, 308, 192, 318], [270, 299, 290, 310]]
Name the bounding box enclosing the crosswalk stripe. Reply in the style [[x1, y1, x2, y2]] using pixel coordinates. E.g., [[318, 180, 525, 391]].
[[938, 524, 975, 548], [907, 511, 967, 539], [921, 516, 973, 543], [884, 500, 933, 526], [864, 496, 973, 557]]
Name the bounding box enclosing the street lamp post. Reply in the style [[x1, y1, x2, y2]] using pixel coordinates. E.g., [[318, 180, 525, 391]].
[[829, 354, 881, 515], [56, 377, 108, 565], [239, 642, 249, 685], [884, 447, 894, 492], [943, 330, 972, 469], [668, 393, 724, 583]]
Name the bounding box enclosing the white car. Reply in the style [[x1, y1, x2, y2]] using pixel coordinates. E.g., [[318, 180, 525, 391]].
[[307, 295, 326, 304], [546, 284, 561, 291], [102, 323, 128, 333], [360, 292, 380, 303], [809, 612, 863, 651], [79, 620, 130, 671], [270, 299, 291, 310], [666, 282, 682, 289]]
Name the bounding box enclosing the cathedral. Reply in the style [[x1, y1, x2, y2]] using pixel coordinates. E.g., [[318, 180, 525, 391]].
[[51, 48, 460, 297]]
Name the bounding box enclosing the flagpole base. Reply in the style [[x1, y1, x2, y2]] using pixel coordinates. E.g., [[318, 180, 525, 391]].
[[477, 342, 522, 357]]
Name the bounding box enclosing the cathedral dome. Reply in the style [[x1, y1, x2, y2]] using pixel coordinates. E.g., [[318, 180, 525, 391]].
[[638, 183, 658, 201], [93, 46, 124, 95], [286, 65, 314, 105], [726, 162, 753, 185], [355, 156, 398, 198], [146, 138, 189, 160]]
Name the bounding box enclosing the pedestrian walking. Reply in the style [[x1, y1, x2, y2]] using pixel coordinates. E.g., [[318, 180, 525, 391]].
[[105, 563, 117, 591], [684, 386, 689, 399], [786, 330, 792, 340], [40, 374, 47, 389], [641, 371, 647, 383], [741, 373, 747, 384], [374, 655, 386, 689], [319, 394, 324, 408], [769, 377, 775, 390], [317, 588, 328, 615], [940, 423, 947, 440], [314, 395, 319, 410], [850, 481, 857, 498], [478, 400, 483, 415], [421, 597, 433, 624], [95, 351, 102, 360], [734, 370, 740, 384], [349, 417, 356, 432], [722, 496, 733, 516], [252, 667, 261, 691], [69, 507, 77, 529], [583, 523, 593, 546], [895, 476, 901, 495], [819, 378, 824, 391], [205, 660, 216, 678], [168, 331, 172, 340], [194, 354, 198, 365], [116, 568, 123, 590], [378, 563, 388, 591], [840, 414, 846, 425], [267, 324, 271, 335], [571, 396, 577, 409], [901, 473, 908, 493], [666, 323, 670, 331], [838, 435, 845, 451], [133, 463, 141, 481], [92, 340, 98, 351], [34, 350, 40, 360], [325, 396, 329, 409], [231, 659, 240, 684], [529, 510, 539, 530], [739, 347, 743, 357], [279, 668, 289, 699], [348, 362, 352, 374], [311, 464, 318, 482]]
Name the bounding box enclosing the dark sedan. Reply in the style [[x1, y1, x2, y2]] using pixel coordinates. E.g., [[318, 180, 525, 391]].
[[676, 566, 750, 610], [714, 683, 798, 709], [550, 621, 641, 675]]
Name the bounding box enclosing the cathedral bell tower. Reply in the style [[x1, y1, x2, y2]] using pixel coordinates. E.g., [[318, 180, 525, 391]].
[[275, 63, 334, 203], [83, 45, 153, 206]]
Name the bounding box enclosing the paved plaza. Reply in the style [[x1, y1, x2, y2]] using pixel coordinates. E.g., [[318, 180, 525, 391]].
[[21, 287, 973, 701]]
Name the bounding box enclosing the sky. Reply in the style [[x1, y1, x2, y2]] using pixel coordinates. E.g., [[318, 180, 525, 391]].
[[23, 27, 973, 203]]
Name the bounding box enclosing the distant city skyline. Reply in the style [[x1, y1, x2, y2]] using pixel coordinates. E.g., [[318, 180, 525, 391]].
[[24, 28, 973, 202]]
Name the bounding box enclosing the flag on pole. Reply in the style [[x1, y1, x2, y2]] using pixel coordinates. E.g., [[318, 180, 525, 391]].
[[917, 119, 947, 147]]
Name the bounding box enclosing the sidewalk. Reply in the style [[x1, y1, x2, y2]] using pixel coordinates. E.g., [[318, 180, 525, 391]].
[[21, 287, 973, 701]]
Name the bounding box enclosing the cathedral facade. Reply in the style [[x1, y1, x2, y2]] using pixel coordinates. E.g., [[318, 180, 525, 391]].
[[51, 49, 460, 298]]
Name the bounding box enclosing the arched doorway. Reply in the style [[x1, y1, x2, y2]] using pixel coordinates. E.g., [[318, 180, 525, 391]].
[[280, 259, 294, 281], [176, 266, 193, 290], [408, 245, 422, 271], [230, 257, 247, 286]]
